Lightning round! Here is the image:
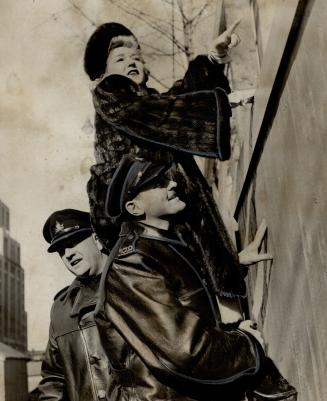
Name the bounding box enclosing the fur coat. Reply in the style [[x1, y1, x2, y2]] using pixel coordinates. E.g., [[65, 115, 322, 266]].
[[87, 55, 246, 297]]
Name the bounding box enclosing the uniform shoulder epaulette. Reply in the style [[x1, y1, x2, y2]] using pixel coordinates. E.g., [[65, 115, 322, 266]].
[[117, 233, 139, 258], [54, 285, 70, 301], [117, 244, 135, 257]]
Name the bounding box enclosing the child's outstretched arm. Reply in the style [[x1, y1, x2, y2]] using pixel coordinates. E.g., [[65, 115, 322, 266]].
[[209, 19, 241, 62]]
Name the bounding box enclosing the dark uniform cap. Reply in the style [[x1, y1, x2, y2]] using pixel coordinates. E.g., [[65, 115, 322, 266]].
[[43, 209, 93, 253], [84, 22, 136, 81], [105, 156, 171, 221]]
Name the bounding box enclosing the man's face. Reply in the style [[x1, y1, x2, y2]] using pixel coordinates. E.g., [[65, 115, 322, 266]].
[[105, 36, 145, 85], [57, 234, 103, 278], [135, 179, 186, 220]]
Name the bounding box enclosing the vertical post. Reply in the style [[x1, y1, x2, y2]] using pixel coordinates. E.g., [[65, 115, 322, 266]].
[[171, 0, 175, 81], [0, 355, 6, 401]]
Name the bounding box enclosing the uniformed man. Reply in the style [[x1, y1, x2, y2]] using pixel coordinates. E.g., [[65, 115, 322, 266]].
[[38, 209, 111, 401], [95, 156, 297, 401]]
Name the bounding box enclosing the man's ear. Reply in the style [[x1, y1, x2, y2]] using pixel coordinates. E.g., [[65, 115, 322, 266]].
[[92, 233, 103, 252], [143, 66, 150, 84], [125, 199, 144, 217]]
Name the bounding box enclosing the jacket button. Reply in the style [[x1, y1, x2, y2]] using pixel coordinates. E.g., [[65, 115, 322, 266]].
[[98, 389, 106, 399]]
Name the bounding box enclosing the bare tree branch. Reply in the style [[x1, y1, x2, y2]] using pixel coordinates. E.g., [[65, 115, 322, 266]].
[[107, 0, 187, 54], [108, 0, 172, 29], [68, 0, 97, 27], [32, 6, 74, 30], [161, 0, 173, 5], [177, 4, 193, 60], [148, 72, 170, 89], [141, 42, 184, 60], [190, 2, 209, 25], [65, 0, 210, 70], [176, 0, 187, 24]]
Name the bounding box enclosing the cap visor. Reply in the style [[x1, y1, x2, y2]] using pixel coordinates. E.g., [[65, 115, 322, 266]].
[[47, 228, 93, 253]]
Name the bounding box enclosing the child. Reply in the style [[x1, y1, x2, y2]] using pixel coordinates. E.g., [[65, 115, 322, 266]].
[[84, 22, 247, 301]]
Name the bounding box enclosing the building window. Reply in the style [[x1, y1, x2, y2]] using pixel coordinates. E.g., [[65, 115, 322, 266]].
[[11, 243, 15, 261], [10, 262, 15, 275], [5, 210, 9, 230], [0, 206, 4, 227], [4, 238, 8, 257], [4, 271, 8, 336]]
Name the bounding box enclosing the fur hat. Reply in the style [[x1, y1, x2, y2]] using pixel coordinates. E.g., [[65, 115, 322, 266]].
[[84, 22, 137, 81]]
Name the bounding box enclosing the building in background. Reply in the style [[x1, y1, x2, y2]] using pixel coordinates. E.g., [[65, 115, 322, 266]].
[[0, 342, 29, 401], [0, 198, 27, 352]]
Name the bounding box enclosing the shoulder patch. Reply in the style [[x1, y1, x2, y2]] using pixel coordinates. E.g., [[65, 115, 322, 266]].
[[118, 244, 135, 257], [54, 285, 70, 301]]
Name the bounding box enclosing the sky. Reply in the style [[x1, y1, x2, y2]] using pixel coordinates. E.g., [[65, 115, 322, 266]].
[[0, 1, 96, 350], [0, 0, 217, 350]]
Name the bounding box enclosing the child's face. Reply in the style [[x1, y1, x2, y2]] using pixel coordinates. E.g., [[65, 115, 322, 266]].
[[105, 36, 145, 85]]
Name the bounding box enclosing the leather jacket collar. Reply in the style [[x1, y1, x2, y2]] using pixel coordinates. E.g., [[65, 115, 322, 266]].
[[119, 221, 188, 248], [59, 275, 101, 318]]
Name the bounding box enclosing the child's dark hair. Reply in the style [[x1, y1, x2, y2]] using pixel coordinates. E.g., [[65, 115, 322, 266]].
[[84, 22, 136, 81]]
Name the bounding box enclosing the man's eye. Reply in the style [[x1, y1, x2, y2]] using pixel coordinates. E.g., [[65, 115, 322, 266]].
[[116, 58, 124, 62], [57, 248, 65, 257], [154, 178, 169, 188]]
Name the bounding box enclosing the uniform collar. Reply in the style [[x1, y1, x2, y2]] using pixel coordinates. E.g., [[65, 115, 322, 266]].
[[119, 221, 187, 247], [61, 275, 101, 318]]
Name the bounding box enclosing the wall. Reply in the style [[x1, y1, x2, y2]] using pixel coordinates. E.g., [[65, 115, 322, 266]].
[[234, 1, 327, 400]]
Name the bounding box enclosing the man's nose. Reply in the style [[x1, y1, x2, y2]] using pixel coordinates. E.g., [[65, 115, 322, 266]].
[[167, 181, 177, 190], [64, 248, 75, 260], [128, 60, 137, 68]]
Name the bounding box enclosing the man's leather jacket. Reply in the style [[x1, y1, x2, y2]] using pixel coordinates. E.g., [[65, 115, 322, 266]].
[[38, 276, 111, 401], [95, 222, 265, 401]]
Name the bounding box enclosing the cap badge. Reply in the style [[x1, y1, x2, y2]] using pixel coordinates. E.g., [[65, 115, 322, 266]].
[[55, 221, 65, 233]]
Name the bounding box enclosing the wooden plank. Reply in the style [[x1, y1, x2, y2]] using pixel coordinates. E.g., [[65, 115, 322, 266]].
[[213, 0, 225, 35], [208, 0, 258, 228], [253, 0, 279, 64], [252, 0, 302, 145], [224, 0, 258, 90], [237, 2, 327, 399], [234, 0, 308, 218]]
